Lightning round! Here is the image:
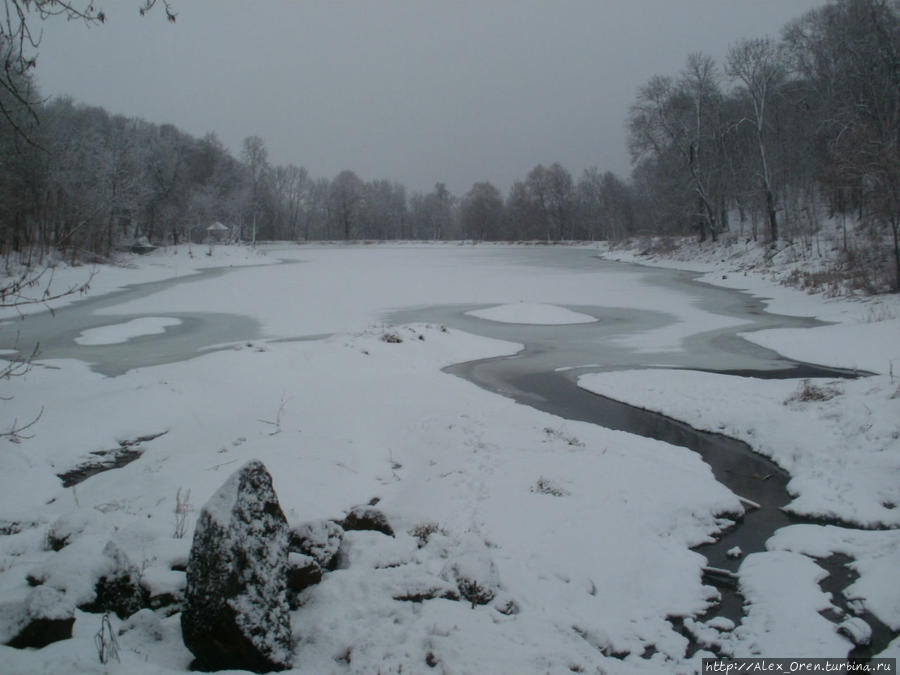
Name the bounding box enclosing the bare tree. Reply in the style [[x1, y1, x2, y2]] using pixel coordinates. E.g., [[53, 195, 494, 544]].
[[461, 181, 503, 241], [328, 170, 364, 240], [407, 183, 454, 241], [680, 53, 728, 241], [519, 164, 575, 241], [576, 169, 635, 242], [360, 179, 407, 240], [271, 164, 309, 241], [727, 37, 786, 244], [628, 55, 730, 242], [785, 0, 900, 290], [240, 135, 269, 244], [1, 0, 175, 139], [428, 183, 453, 240]]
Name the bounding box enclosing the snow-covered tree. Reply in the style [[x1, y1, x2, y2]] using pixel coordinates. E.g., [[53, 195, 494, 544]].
[[726, 37, 786, 244]]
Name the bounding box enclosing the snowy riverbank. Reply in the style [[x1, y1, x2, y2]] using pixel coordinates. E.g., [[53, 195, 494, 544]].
[[591, 235, 900, 658]]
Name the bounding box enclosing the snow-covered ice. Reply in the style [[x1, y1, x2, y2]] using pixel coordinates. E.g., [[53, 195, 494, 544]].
[[467, 302, 596, 324]]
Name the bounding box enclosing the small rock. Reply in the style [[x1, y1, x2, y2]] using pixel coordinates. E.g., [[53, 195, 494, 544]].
[[335, 530, 414, 570], [389, 570, 459, 603], [141, 566, 186, 615], [5, 587, 76, 649], [837, 617, 872, 646], [148, 592, 181, 614], [87, 574, 149, 620], [79, 541, 149, 619], [492, 593, 520, 615], [286, 553, 323, 608], [118, 608, 163, 642], [341, 506, 394, 537], [289, 519, 344, 570], [726, 546, 743, 559], [706, 616, 735, 632]]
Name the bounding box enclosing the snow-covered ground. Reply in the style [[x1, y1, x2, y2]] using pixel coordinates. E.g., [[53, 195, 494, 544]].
[[0, 241, 897, 672]]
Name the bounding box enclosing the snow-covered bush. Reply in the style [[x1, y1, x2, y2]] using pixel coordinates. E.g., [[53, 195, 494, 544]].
[[784, 379, 842, 404]]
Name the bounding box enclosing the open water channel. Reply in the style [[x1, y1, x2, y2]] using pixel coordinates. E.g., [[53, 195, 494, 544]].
[[0, 246, 891, 658]]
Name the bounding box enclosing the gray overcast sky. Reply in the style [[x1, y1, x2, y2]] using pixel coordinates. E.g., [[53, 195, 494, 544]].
[[35, 0, 827, 195]]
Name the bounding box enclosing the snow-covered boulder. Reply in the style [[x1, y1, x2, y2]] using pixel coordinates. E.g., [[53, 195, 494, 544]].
[[180, 460, 293, 672], [340, 505, 394, 537], [80, 541, 149, 619], [289, 518, 344, 570], [3, 586, 75, 649], [27, 537, 148, 619]]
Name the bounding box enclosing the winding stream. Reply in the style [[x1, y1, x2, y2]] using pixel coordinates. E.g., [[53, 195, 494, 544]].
[[386, 277, 891, 658]]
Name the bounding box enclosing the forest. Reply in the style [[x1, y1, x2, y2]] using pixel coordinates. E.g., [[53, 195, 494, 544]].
[[1, 0, 898, 291]]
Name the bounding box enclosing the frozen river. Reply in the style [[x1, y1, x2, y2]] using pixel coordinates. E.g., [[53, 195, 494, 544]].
[[1, 244, 890, 662], [0, 245, 852, 378]]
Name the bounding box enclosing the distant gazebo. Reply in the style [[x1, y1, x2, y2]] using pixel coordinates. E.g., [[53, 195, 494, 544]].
[[206, 222, 231, 243]]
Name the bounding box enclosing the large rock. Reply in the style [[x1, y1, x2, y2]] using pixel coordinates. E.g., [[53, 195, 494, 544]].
[[181, 460, 293, 672]]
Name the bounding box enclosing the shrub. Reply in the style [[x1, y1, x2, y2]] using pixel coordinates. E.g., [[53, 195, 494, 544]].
[[784, 379, 842, 404], [408, 521, 447, 548], [530, 477, 570, 497]]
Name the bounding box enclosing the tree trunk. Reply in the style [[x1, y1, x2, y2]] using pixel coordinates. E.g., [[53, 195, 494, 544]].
[[891, 216, 899, 293], [765, 187, 778, 243], [105, 214, 115, 258]]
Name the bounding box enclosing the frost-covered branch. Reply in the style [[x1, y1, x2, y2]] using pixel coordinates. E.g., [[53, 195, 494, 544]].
[[1, 0, 176, 137]]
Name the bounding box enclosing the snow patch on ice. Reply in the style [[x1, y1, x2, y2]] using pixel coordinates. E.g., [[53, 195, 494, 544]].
[[467, 302, 596, 324], [74, 317, 182, 345]]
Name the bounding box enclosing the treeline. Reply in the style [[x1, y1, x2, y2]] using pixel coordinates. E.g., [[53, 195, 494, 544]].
[[626, 0, 899, 291], [0, 92, 633, 259], [0, 0, 897, 289]]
